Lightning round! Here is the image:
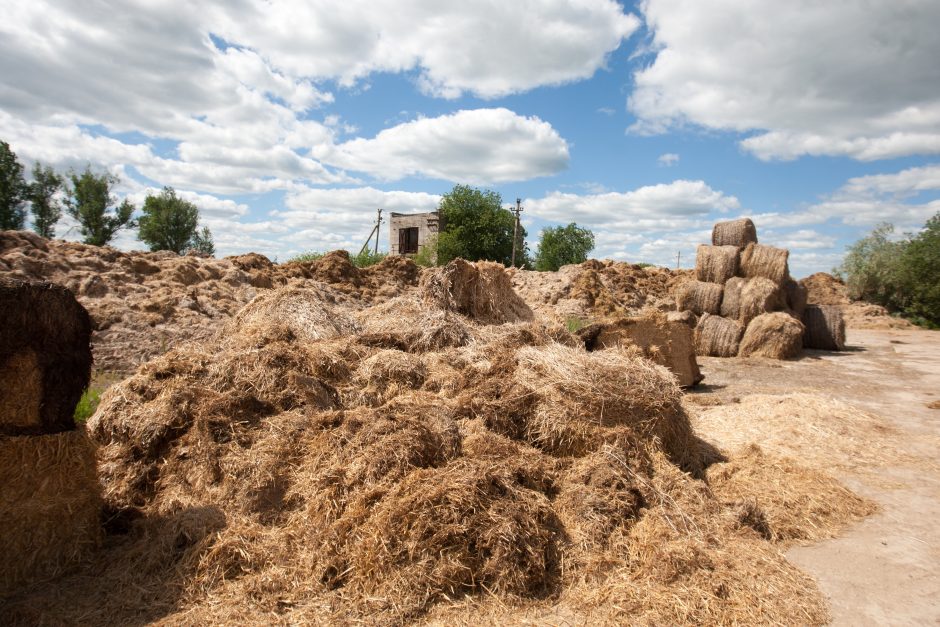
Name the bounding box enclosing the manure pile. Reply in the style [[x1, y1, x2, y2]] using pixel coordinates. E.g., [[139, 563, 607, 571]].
[[0, 231, 422, 372], [1, 260, 873, 625], [680, 218, 844, 358]]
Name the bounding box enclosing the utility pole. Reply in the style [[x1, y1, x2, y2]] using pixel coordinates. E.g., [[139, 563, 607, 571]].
[[511, 198, 522, 267], [375, 208, 382, 255], [676, 250, 681, 269]]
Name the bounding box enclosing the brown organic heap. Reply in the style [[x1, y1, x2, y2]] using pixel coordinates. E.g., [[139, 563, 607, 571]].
[[0, 260, 873, 626]]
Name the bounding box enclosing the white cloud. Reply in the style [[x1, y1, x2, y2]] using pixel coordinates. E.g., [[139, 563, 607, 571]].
[[657, 153, 679, 167], [630, 0, 940, 161], [214, 0, 639, 99], [314, 109, 570, 184]]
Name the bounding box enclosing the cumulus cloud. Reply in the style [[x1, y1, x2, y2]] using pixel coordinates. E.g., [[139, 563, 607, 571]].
[[630, 0, 940, 161], [314, 109, 570, 184]]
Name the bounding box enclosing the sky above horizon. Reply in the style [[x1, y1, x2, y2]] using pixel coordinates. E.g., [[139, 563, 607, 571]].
[[2, 0, 939, 277]]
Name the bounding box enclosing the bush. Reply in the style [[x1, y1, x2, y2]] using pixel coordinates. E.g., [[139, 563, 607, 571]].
[[288, 251, 325, 263], [413, 235, 439, 267], [350, 249, 387, 268], [534, 223, 595, 271]]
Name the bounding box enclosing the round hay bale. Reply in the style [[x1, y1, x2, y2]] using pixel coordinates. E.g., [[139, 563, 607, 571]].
[[721, 277, 783, 325], [802, 304, 846, 351], [0, 429, 102, 597], [421, 258, 533, 324], [712, 218, 758, 248], [739, 243, 789, 285], [694, 313, 744, 358], [0, 279, 92, 436], [676, 280, 723, 316], [738, 312, 805, 359], [695, 245, 739, 284], [783, 277, 808, 317]]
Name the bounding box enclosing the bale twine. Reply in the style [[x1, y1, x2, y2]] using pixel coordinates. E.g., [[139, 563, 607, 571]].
[[694, 313, 744, 358], [783, 277, 808, 317], [739, 243, 789, 285], [676, 280, 723, 316], [695, 245, 739, 284], [0, 430, 102, 597], [721, 277, 782, 325], [0, 279, 92, 436], [421, 258, 534, 324], [802, 305, 846, 351], [712, 218, 758, 248], [738, 312, 805, 359]]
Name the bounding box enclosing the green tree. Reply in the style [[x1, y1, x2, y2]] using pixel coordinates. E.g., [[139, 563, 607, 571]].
[[898, 212, 940, 327], [835, 222, 905, 308], [65, 167, 135, 246], [188, 226, 216, 256], [436, 184, 526, 266], [29, 163, 64, 238], [138, 187, 200, 253], [0, 141, 28, 230], [534, 222, 595, 271]]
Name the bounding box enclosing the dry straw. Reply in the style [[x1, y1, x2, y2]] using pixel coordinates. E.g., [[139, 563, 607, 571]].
[[422, 258, 534, 324], [0, 430, 101, 597], [0, 279, 91, 435], [784, 277, 808, 317], [721, 276, 783, 325], [802, 304, 846, 351], [712, 218, 758, 248], [676, 280, 723, 316], [694, 313, 744, 357], [739, 243, 790, 285], [694, 245, 739, 284], [738, 312, 805, 359]]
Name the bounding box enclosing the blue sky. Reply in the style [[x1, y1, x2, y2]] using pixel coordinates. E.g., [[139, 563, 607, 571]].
[[2, 0, 939, 277]]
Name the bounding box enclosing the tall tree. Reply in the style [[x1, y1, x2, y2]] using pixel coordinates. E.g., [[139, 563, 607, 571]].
[[534, 223, 595, 271], [29, 162, 64, 238], [188, 226, 216, 257], [898, 212, 940, 327], [65, 167, 136, 246], [137, 187, 200, 253], [0, 141, 28, 230], [436, 184, 526, 266]]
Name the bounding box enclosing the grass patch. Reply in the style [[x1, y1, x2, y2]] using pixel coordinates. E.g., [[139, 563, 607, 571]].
[[350, 249, 387, 268], [565, 316, 587, 333], [73, 388, 102, 423], [288, 251, 325, 263]]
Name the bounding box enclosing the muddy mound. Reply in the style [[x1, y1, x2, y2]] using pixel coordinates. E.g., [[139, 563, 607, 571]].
[[510, 259, 692, 323]]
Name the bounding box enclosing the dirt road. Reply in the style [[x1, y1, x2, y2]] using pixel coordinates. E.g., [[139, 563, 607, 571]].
[[693, 328, 940, 626]]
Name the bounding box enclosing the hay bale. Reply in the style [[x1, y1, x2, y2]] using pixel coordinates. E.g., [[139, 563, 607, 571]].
[[802, 304, 846, 351], [0, 430, 102, 597], [695, 245, 739, 284], [783, 277, 808, 317], [675, 280, 723, 316], [0, 279, 92, 436], [739, 243, 789, 285], [587, 315, 704, 387], [694, 313, 744, 357], [421, 258, 534, 324], [738, 312, 805, 359], [721, 276, 782, 325], [712, 218, 758, 248]]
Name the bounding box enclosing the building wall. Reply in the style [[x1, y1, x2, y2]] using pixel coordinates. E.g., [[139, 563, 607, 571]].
[[389, 211, 440, 256]]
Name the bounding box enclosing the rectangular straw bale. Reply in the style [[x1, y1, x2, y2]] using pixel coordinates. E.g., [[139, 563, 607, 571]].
[[712, 218, 758, 248], [739, 243, 789, 285], [695, 245, 739, 284], [802, 304, 846, 351], [694, 313, 744, 358], [676, 280, 723, 316], [0, 430, 102, 597]]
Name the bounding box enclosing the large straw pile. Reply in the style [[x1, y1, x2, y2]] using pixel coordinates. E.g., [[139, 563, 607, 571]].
[[422, 258, 534, 324], [0, 260, 872, 625], [0, 279, 92, 435], [680, 218, 842, 359]]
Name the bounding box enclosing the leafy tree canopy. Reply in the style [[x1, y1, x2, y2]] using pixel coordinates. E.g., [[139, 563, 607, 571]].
[[65, 167, 135, 246], [29, 162, 64, 238], [0, 140, 28, 230], [188, 226, 216, 257], [534, 222, 595, 271], [436, 184, 527, 266], [138, 187, 200, 254]]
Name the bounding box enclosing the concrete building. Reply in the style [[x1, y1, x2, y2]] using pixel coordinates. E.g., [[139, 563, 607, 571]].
[[388, 211, 440, 256]]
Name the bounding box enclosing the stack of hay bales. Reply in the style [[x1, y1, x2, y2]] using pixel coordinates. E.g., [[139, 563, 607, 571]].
[[678, 219, 813, 359], [0, 279, 101, 597]]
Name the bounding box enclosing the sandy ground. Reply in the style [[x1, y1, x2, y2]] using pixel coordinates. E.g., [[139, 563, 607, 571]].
[[692, 328, 940, 626]]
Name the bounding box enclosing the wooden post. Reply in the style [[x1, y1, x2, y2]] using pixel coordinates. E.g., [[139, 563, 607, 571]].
[[511, 198, 522, 267]]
